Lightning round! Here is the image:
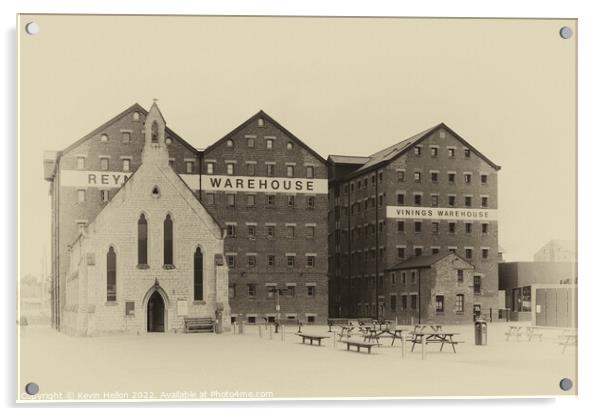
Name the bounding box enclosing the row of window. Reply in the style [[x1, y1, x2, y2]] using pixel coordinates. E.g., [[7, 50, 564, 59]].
[[206, 161, 315, 178], [225, 223, 316, 240], [413, 144, 473, 159], [340, 220, 490, 241], [385, 293, 467, 313], [225, 253, 317, 269], [229, 283, 317, 299], [75, 156, 195, 173], [394, 246, 490, 260], [242, 314, 317, 324], [344, 193, 490, 213], [210, 193, 316, 209]]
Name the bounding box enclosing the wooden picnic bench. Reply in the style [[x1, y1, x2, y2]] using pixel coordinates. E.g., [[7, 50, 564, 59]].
[[184, 317, 215, 333], [505, 325, 523, 341], [296, 333, 329, 346], [341, 339, 377, 354], [558, 330, 577, 353], [525, 327, 543, 342], [409, 332, 463, 353]]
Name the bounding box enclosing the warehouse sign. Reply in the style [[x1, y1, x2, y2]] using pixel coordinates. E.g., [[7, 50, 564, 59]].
[[201, 175, 328, 194], [386, 206, 497, 221], [60, 170, 200, 190]]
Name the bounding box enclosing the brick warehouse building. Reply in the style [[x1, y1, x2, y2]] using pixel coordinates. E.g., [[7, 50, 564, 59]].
[[327, 123, 501, 324], [44, 102, 329, 331]]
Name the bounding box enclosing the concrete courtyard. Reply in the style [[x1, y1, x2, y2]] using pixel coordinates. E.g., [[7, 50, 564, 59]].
[[17, 322, 577, 401]]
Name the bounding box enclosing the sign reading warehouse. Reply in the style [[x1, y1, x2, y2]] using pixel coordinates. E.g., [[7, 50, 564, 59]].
[[201, 175, 328, 194], [386, 206, 497, 221]]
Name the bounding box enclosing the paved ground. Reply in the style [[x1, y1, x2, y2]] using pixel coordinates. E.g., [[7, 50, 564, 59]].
[[17, 323, 577, 401]]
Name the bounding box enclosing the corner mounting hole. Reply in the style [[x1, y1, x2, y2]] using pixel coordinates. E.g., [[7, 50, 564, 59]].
[[559, 26, 573, 39], [559, 378, 573, 391], [25, 22, 40, 35], [25, 382, 39, 395]]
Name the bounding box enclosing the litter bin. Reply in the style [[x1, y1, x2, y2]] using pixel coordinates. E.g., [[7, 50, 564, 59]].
[[474, 320, 487, 345], [215, 310, 223, 334]]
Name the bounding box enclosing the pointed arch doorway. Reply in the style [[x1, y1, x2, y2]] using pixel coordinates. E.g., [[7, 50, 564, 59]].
[[147, 291, 165, 332]]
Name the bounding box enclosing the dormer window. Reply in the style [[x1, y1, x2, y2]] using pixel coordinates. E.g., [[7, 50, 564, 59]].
[[100, 133, 109, 143], [257, 118, 265, 127]]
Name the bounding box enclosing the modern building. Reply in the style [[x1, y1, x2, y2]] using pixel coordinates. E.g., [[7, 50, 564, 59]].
[[498, 261, 577, 327], [327, 123, 501, 323], [533, 239, 576, 263], [62, 103, 230, 336], [200, 111, 329, 324]]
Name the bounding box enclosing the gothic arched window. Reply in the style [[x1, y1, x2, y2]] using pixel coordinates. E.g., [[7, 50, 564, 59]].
[[164, 214, 174, 267], [138, 214, 148, 267], [107, 247, 116, 301], [151, 121, 159, 143], [194, 247, 203, 301]]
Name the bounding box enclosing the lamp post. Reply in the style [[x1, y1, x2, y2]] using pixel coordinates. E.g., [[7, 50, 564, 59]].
[[270, 287, 287, 333]]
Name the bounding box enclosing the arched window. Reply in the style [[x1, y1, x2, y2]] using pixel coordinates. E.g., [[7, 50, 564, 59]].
[[194, 247, 203, 301], [107, 247, 116, 301], [138, 214, 148, 267], [164, 214, 174, 267], [151, 121, 159, 143]]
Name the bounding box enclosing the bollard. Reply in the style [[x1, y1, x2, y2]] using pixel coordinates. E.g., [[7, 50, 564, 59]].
[[258, 324, 263, 338], [421, 336, 426, 360], [240, 321, 244, 335], [269, 323, 273, 340], [281, 324, 285, 342], [401, 334, 406, 359]]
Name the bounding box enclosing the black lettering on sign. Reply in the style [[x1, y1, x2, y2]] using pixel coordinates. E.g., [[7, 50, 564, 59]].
[[271, 180, 280, 190], [236, 179, 244, 188], [101, 175, 109, 185], [259, 180, 267, 189], [283, 180, 292, 190], [247, 179, 255, 189], [210, 178, 221, 188], [224, 179, 233, 188], [112, 174, 121, 185], [307, 181, 314, 191], [88, 174, 97, 185], [295, 181, 303, 191]]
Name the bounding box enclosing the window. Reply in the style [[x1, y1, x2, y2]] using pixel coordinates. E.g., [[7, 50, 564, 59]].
[[169, 159, 175, 168], [481, 174, 488, 184], [391, 273, 397, 286], [76, 156, 85, 169], [481, 197, 489, 208], [100, 133, 109, 143], [287, 195, 295, 207], [307, 285, 316, 297], [306, 255, 316, 267], [414, 146, 422, 156], [464, 148, 471, 158], [226, 163, 235, 176], [246, 163, 255, 176], [414, 221, 422, 233], [165, 137, 172, 145], [464, 173, 472, 183], [247, 255, 257, 268], [205, 193, 215, 205], [257, 118, 265, 127], [448, 173, 455, 183], [226, 224, 236, 238], [390, 295, 397, 312], [77, 189, 86, 203], [100, 189, 109, 203], [448, 148, 455, 158], [226, 255, 236, 268], [414, 172, 421, 183], [410, 294, 418, 310], [481, 223, 489, 234], [306, 225, 315, 239], [448, 222, 456, 234], [226, 193, 235, 207], [435, 295, 444, 313], [248, 225, 256, 239], [163, 214, 174, 266], [397, 247, 405, 259], [247, 137, 255, 148], [122, 131, 131, 143], [414, 194, 422, 206], [266, 138, 274, 149], [137, 214, 148, 267], [286, 142, 294, 150], [401, 295, 408, 310], [457, 269, 464, 284], [431, 171, 439, 182], [133, 111, 140, 121], [397, 221, 405, 232], [286, 225, 295, 238], [100, 157, 109, 171], [248, 284, 256, 298], [474, 275, 482, 295], [193, 247, 203, 300], [482, 248, 490, 259], [287, 285, 296, 297], [397, 170, 405, 182], [431, 195, 439, 207], [185, 161, 194, 174], [266, 164, 275, 177], [430, 147, 438, 157], [465, 223, 473, 234], [125, 301, 135, 316], [307, 315, 316, 324], [229, 285, 236, 299], [414, 247, 423, 256], [247, 316, 256, 324], [432, 247, 440, 255], [465, 196, 472, 207], [432, 222, 440, 234], [151, 122, 159, 143], [455, 294, 465, 312], [106, 247, 116, 302], [397, 194, 405, 205], [266, 225, 275, 239], [307, 196, 315, 209], [206, 162, 215, 174], [449, 247, 457, 254], [247, 194, 256, 207], [267, 255, 275, 267], [286, 165, 294, 178], [287, 255, 295, 267], [306, 166, 315, 178], [448, 195, 456, 206], [226, 139, 234, 148], [266, 194, 275, 206]]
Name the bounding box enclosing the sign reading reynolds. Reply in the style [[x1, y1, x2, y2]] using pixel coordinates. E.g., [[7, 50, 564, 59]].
[[201, 175, 328, 194], [60, 170, 200, 190], [386, 206, 497, 221]]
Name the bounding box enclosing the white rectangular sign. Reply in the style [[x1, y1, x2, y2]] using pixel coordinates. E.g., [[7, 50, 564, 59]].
[[60, 170, 200, 190], [386, 205, 497, 221], [201, 175, 328, 194]]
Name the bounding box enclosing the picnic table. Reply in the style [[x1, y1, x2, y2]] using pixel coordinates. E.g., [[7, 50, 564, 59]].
[[558, 330, 577, 353], [505, 325, 543, 342], [363, 328, 405, 346], [505, 325, 523, 341], [295, 333, 329, 346], [409, 331, 462, 353]]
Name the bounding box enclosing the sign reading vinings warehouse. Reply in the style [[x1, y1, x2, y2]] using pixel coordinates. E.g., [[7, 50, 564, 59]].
[[386, 206, 497, 221], [201, 175, 328, 194]]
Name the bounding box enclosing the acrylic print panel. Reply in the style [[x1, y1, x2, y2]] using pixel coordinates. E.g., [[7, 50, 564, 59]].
[[17, 15, 577, 401]]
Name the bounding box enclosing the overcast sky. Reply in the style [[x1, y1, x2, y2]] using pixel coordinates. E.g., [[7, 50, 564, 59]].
[[19, 15, 576, 278]]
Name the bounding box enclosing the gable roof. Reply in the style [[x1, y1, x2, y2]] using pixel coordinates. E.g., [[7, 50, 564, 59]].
[[328, 155, 371, 165], [203, 110, 327, 164], [338, 122, 501, 181], [386, 252, 474, 271], [61, 103, 199, 156]]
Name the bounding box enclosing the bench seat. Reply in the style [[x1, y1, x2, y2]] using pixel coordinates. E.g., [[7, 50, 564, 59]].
[[184, 317, 215, 333], [341, 340, 376, 353]]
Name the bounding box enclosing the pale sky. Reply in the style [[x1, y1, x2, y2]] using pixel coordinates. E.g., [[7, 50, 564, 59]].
[[18, 15, 576, 278]]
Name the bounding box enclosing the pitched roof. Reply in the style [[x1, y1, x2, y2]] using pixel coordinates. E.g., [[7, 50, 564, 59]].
[[203, 110, 327, 164], [328, 155, 371, 165], [386, 252, 474, 271], [337, 122, 501, 181]]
